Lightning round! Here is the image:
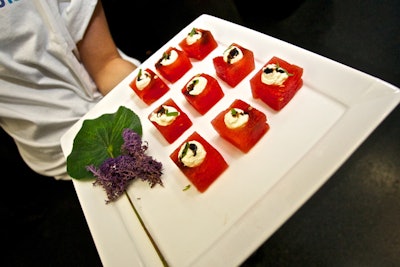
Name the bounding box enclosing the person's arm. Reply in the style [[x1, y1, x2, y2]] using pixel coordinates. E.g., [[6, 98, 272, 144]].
[[77, 1, 137, 95]]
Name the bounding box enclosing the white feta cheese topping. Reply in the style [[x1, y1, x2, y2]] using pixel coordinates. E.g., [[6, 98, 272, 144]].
[[160, 49, 178, 66], [178, 140, 206, 167], [223, 45, 243, 64], [149, 105, 179, 126], [224, 108, 249, 129], [261, 64, 289, 86], [186, 76, 207, 95], [186, 28, 202, 45], [135, 69, 151, 90]]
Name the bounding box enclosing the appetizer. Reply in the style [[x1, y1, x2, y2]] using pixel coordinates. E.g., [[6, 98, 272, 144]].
[[212, 43, 255, 87], [155, 47, 193, 83], [250, 56, 303, 110], [178, 27, 218, 60], [170, 131, 228, 193], [129, 68, 170, 105], [211, 99, 269, 153], [148, 98, 193, 144], [181, 73, 224, 115]]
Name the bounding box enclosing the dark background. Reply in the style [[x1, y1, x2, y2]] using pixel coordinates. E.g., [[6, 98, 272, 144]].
[[3, 0, 399, 266]]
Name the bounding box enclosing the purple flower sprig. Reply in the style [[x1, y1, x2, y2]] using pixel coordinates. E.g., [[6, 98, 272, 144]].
[[86, 128, 163, 204]]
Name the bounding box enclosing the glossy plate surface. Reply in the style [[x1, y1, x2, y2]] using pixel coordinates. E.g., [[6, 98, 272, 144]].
[[61, 14, 400, 267]]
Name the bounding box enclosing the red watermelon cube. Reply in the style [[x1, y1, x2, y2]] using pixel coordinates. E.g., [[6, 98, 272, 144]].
[[181, 73, 224, 115], [178, 27, 218, 60], [250, 56, 303, 110], [212, 43, 255, 87], [211, 99, 269, 153], [169, 131, 228, 193], [129, 68, 170, 105], [155, 47, 193, 83], [148, 98, 193, 144]]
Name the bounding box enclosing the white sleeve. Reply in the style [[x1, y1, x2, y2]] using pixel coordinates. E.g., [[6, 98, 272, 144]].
[[58, 0, 98, 43]]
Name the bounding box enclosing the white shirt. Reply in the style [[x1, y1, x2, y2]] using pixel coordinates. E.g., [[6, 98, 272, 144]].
[[0, 0, 117, 179]]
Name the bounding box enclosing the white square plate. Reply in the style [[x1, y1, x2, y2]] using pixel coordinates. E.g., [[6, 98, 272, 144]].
[[61, 14, 400, 267]]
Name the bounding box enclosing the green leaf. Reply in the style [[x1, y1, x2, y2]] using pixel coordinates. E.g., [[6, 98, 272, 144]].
[[66, 106, 142, 180]]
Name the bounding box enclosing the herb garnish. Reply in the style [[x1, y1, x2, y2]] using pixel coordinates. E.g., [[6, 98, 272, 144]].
[[87, 129, 163, 203], [230, 108, 238, 117], [162, 52, 171, 60], [179, 142, 198, 162], [179, 142, 190, 161], [230, 108, 246, 117], [189, 27, 197, 37], [67, 106, 142, 180], [166, 111, 179, 116], [67, 106, 163, 204], [137, 69, 143, 81], [156, 106, 179, 117], [187, 78, 199, 92]]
